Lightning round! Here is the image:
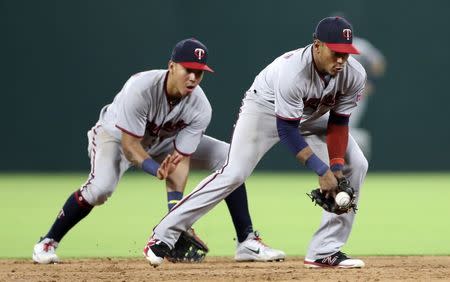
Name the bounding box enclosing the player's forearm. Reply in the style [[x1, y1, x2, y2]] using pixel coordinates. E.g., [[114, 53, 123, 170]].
[[120, 131, 152, 167], [326, 112, 349, 172], [122, 140, 162, 177], [295, 147, 313, 164], [122, 141, 150, 167], [276, 117, 329, 176]]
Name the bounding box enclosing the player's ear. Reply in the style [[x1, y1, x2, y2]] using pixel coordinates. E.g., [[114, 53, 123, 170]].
[[168, 60, 176, 73], [313, 39, 322, 52], [313, 39, 325, 52]]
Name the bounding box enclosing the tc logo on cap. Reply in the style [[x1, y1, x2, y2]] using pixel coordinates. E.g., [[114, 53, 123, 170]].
[[171, 38, 214, 72], [314, 17, 359, 54], [194, 48, 205, 60], [342, 29, 352, 41]]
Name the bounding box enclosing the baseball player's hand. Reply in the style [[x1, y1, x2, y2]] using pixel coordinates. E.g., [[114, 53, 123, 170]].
[[156, 154, 183, 180], [307, 176, 357, 215], [318, 169, 338, 196]]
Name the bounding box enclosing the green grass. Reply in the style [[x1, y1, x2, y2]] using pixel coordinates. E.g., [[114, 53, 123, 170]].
[[1, 172, 449, 258]]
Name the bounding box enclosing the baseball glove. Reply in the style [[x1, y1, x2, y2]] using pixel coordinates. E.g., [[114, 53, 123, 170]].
[[167, 228, 209, 263], [307, 177, 357, 215]]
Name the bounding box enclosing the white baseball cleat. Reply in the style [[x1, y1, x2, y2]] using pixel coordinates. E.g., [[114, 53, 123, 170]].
[[143, 238, 171, 267], [235, 231, 286, 262], [304, 251, 365, 268], [32, 237, 59, 264]]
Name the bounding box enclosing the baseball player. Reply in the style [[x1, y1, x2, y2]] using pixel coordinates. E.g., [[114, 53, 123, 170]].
[[348, 36, 386, 159], [144, 17, 368, 268], [32, 38, 285, 264], [328, 12, 386, 160]]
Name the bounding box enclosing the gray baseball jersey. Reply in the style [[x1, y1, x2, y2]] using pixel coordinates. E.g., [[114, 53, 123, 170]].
[[152, 44, 369, 261], [79, 70, 222, 206], [100, 69, 212, 156], [249, 44, 366, 122]]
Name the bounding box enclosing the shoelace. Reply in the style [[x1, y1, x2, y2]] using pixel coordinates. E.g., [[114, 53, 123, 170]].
[[253, 235, 269, 247], [43, 241, 56, 252]]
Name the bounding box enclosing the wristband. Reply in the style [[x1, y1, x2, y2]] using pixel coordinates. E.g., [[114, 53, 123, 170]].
[[305, 154, 329, 176], [142, 158, 160, 177], [330, 163, 344, 171], [330, 158, 345, 172]]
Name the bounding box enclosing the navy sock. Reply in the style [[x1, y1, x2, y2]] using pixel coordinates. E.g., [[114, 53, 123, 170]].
[[167, 191, 183, 211], [46, 191, 93, 242], [225, 183, 253, 243]]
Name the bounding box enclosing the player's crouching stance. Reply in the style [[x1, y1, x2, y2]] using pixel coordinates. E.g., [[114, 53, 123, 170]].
[[143, 17, 368, 269], [33, 38, 285, 264]]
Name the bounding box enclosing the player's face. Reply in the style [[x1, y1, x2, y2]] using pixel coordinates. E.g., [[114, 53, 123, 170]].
[[314, 41, 349, 76], [168, 62, 204, 97]]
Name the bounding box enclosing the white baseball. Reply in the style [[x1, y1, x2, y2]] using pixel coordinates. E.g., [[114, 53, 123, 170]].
[[335, 192, 351, 207]]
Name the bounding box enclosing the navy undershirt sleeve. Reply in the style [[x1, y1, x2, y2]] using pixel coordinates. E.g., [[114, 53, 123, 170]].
[[328, 111, 350, 125], [276, 117, 329, 176], [276, 117, 309, 155]]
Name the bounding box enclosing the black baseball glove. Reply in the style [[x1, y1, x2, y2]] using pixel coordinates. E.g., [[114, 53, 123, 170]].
[[167, 228, 209, 263], [307, 177, 357, 215]]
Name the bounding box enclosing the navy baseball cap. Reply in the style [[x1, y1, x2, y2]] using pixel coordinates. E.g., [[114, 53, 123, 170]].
[[170, 38, 214, 72], [314, 17, 360, 54]]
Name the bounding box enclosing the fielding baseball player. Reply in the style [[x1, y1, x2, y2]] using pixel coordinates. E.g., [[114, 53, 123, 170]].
[[32, 38, 285, 264], [144, 17, 368, 268], [348, 35, 386, 159]]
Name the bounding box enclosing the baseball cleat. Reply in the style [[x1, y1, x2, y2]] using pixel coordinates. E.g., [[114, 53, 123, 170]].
[[304, 251, 365, 268], [235, 231, 286, 262], [32, 237, 59, 264], [143, 238, 171, 267]]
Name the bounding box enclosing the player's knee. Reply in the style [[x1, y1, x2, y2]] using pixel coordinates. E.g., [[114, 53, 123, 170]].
[[210, 160, 226, 172], [227, 173, 247, 187], [80, 184, 115, 206], [209, 143, 230, 171], [358, 155, 369, 176], [362, 157, 368, 174], [350, 154, 369, 181]]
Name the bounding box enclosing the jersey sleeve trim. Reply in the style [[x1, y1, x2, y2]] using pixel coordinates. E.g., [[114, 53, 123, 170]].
[[115, 125, 143, 138], [173, 140, 193, 157], [330, 111, 350, 117], [275, 114, 302, 121], [328, 111, 350, 125]]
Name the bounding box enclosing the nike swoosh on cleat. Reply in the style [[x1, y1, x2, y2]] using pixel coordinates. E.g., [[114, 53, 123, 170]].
[[244, 247, 260, 254]]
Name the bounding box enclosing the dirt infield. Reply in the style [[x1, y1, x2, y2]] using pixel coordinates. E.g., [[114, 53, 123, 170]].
[[1, 256, 449, 281]]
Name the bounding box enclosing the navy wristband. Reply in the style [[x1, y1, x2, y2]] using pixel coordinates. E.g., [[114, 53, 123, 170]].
[[142, 158, 160, 177], [330, 163, 344, 172], [305, 154, 329, 176]]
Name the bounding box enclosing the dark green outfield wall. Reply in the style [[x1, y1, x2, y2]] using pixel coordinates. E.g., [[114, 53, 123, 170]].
[[1, 0, 449, 171]]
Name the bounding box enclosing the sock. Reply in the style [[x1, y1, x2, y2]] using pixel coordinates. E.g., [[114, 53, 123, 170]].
[[225, 183, 254, 243], [167, 191, 183, 211], [45, 190, 93, 242]]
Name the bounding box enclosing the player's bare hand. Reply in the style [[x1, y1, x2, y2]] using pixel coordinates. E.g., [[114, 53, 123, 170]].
[[318, 169, 338, 197], [156, 154, 183, 180], [156, 154, 172, 180], [169, 153, 183, 166]]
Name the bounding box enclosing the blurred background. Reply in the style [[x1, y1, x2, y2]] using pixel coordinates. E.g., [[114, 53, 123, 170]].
[[1, 0, 450, 172]]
